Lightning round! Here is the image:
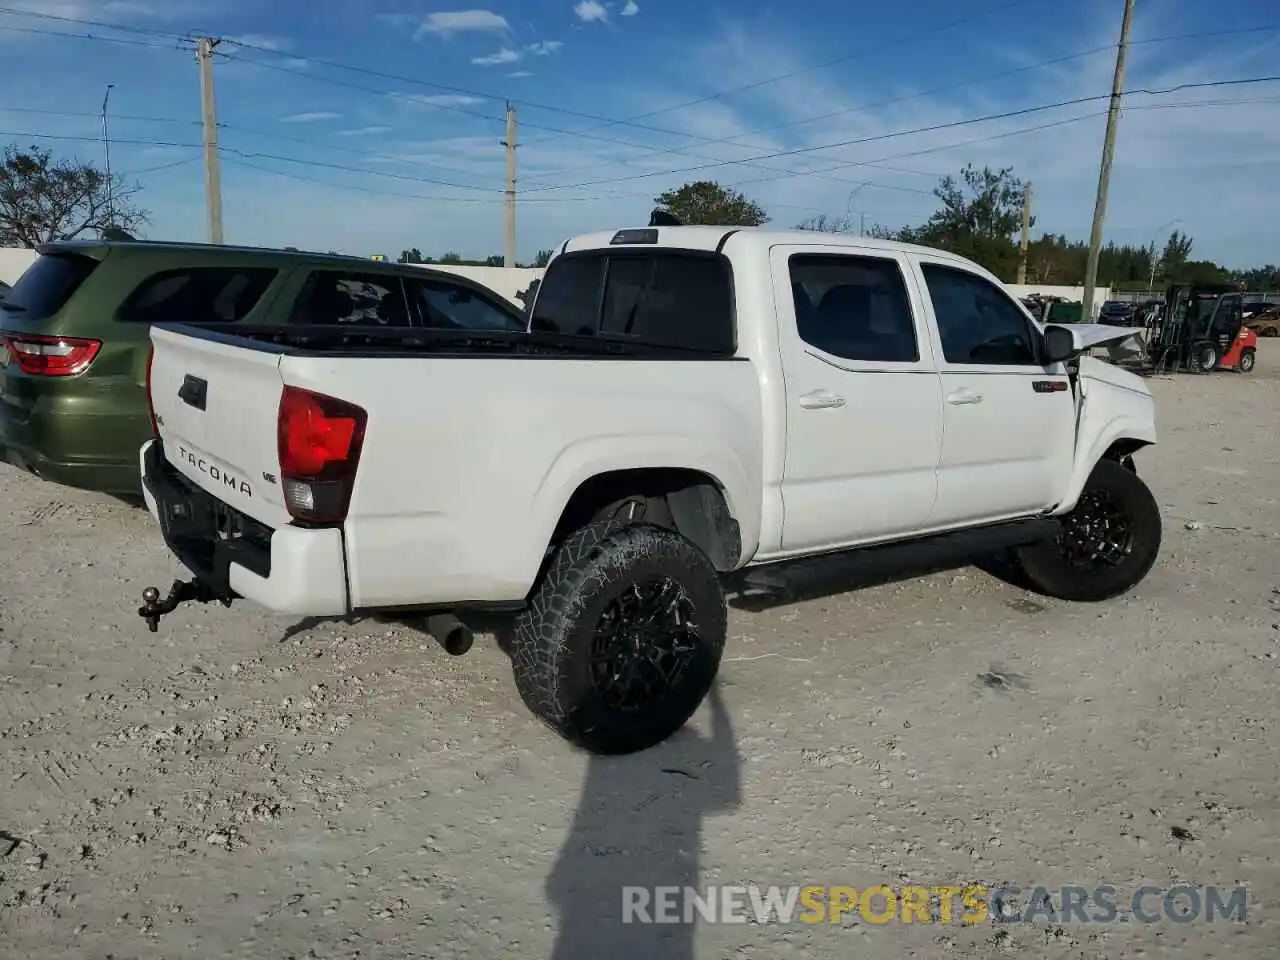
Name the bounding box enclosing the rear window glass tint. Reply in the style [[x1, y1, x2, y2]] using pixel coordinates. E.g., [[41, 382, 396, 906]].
[[120, 267, 277, 324], [530, 256, 603, 336], [533, 252, 735, 353], [0, 254, 99, 320]]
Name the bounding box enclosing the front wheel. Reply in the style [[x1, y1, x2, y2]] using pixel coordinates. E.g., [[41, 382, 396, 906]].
[[1238, 348, 1256, 374], [1015, 459, 1162, 602], [510, 522, 726, 755], [1192, 343, 1219, 373]]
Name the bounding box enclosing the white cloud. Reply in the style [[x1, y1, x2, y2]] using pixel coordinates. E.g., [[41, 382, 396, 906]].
[[140, 14, 1280, 268], [399, 93, 487, 108], [574, 1, 608, 24], [471, 48, 522, 66], [621, 0, 639, 15], [339, 126, 393, 137], [527, 40, 563, 56], [509, 70, 535, 79], [280, 111, 340, 123], [225, 34, 293, 52], [416, 10, 510, 38]]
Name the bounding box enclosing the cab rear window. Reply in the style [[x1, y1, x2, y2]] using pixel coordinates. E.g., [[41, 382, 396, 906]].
[[531, 250, 735, 354], [0, 254, 99, 320]]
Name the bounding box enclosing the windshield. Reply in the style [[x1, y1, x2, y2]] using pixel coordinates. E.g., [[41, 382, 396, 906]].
[[0, 253, 99, 320]]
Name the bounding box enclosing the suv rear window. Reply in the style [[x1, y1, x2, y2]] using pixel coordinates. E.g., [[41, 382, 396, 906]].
[[119, 267, 278, 324], [0, 254, 99, 320], [531, 251, 735, 353]]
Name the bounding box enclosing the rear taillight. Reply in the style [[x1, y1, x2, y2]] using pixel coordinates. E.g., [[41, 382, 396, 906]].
[[277, 385, 366, 524], [0, 333, 102, 376], [144, 345, 159, 438]]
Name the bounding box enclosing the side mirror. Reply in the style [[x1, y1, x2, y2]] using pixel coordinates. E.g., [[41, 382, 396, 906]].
[[1042, 324, 1079, 364]]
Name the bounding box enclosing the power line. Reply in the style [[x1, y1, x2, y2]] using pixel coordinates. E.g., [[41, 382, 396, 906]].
[[6, 92, 1273, 213], [533, 22, 1280, 178], [214, 48, 940, 192], [517, 74, 1280, 195], [0, 22, 188, 50]]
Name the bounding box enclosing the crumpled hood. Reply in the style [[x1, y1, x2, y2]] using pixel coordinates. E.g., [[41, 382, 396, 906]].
[[1077, 354, 1151, 399]]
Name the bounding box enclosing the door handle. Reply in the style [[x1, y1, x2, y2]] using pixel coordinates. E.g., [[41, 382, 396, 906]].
[[798, 389, 846, 410], [946, 389, 984, 406]]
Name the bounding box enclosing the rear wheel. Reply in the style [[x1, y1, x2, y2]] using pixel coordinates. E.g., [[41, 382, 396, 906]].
[[510, 521, 726, 755], [1015, 459, 1161, 602], [1238, 348, 1256, 374]]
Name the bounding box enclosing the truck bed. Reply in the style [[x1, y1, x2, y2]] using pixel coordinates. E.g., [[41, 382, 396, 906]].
[[146, 322, 764, 612]]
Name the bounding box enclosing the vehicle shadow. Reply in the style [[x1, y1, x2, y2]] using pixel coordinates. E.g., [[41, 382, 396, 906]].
[[545, 681, 742, 959], [725, 549, 1033, 612]]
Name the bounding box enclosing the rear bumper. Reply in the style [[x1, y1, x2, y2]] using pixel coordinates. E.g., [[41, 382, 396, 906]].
[[0, 399, 146, 494], [140, 440, 349, 616]]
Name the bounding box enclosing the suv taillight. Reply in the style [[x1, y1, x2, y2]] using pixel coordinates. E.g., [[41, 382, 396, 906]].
[[277, 385, 366, 524], [144, 345, 159, 438], [0, 333, 102, 376]]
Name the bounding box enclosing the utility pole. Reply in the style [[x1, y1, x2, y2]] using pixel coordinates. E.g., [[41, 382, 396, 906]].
[[1081, 0, 1135, 321], [101, 83, 115, 228], [1017, 182, 1032, 285], [196, 37, 224, 245], [502, 102, 517, 268]]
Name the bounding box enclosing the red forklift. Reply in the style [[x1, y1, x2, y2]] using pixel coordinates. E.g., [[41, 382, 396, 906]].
[[1144, 283, 1258, 374]]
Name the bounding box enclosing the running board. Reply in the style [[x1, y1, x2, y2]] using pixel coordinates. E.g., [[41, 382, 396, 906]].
[[738, 517, 1059, 595]]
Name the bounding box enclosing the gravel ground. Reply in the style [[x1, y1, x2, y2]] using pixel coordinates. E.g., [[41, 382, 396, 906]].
[[2, 342, 1278, 959]]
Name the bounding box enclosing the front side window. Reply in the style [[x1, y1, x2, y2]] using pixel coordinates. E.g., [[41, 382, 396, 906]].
[[119, 267, 278, 324], [290, 271, 409, 326], [921, 263, 1038, 365], [403, 276, 523, 331], [788, 253, 919, 363]]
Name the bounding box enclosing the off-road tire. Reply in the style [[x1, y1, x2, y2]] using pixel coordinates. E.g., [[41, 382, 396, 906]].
[[510, 521, 726, 755], [1015, 459, 1161, 603], [1238, 348, 1256, 374]]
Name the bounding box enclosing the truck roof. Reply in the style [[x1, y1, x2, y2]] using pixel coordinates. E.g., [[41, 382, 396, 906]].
[[561, 225, 977, 265]]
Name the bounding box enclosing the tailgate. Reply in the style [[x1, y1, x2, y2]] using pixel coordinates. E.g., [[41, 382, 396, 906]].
[[149, 325, 292, 528]]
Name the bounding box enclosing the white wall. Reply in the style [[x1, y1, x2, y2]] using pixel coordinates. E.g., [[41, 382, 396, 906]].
[[417, 264, 542, 304], [0, 247, 38, 285], [1006, 283, 1110, 307]]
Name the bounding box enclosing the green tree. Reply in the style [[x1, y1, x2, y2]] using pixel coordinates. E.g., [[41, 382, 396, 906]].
[[534, 247, 555, 267], [439, 251, 463, 264], [484, 254, 505, 267], [1160, 230, 1194, 275], [911, 164, 1029, 280], [653, 181, 769, 226], [398, 248, 425, 264], [794, 213, 856, 233], [0, 144, 148, 247]]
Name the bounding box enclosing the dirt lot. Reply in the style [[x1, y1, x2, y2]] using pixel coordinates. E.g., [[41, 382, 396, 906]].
[[2, 343, 1279, 959]]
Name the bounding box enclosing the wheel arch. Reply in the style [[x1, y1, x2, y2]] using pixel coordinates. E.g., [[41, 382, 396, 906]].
[[548, 467, 744, 571]]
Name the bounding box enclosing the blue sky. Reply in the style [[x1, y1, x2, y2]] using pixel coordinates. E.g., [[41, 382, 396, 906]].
[[1, 0, 1278, 266]]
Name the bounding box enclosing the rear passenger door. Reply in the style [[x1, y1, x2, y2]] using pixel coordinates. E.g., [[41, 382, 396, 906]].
[[771, 245, 945, 553], [912, 256, 1075, 526]]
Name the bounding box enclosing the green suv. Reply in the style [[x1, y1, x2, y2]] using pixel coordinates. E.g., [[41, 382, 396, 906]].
[[0, 240, 526, 495]]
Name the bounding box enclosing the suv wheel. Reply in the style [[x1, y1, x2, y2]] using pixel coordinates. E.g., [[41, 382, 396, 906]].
[[1015, 459, 1162, 602], [510, 521, 726, 754]]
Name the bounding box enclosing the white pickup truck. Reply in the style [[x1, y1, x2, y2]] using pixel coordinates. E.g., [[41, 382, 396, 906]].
[[137, 223, 1161, 754]]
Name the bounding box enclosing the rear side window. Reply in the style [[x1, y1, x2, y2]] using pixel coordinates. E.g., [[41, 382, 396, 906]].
[[0, 254, 99, 320], [532, 252, 734, 353], [120, 267, 277, 324], [289, 271, 410, 327], [788, 253, 919, 363]]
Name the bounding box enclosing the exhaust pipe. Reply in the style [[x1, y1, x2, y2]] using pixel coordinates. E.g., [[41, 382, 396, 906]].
[[426, 613, 473, 656]]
